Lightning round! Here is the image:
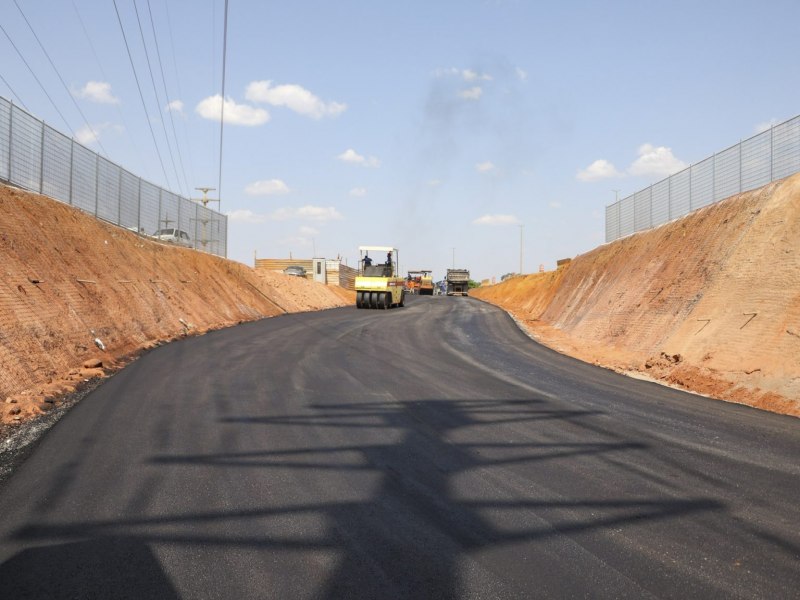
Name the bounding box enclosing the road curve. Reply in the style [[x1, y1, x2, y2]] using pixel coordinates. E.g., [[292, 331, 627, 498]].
[[0, 296, 798, 599]]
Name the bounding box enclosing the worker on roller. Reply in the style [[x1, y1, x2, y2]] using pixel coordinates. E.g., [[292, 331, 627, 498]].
[[363, 253, 372, 267]]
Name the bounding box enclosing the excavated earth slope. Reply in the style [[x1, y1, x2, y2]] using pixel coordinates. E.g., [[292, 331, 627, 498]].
[[473, 174, 800, 417], [0, 184, 353, 428]]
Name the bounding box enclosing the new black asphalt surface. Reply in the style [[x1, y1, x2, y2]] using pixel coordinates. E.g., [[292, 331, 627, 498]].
[[0, 296, 798, 598]]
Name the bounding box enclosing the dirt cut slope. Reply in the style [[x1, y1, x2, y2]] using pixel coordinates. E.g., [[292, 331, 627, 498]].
[[0, 185, 353, 425], [473, 173, 800, 416]]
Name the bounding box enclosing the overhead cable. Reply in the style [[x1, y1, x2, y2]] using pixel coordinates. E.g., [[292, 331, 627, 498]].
[[131, 0, 181, 195], [12, 0, 110, 157], [218, 0, 230, 209], [112, 0, 172, 191], [145, 0, 191, 196], [0, 22, 75, 137]]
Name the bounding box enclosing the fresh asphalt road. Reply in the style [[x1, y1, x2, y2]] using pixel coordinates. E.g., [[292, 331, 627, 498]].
[[0, 296, 798, 599]]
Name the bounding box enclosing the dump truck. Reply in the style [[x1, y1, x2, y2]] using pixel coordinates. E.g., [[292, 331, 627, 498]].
[[355, 246, 406, 309], [446, 268, 470, 296], [406, 270, 434, 295]]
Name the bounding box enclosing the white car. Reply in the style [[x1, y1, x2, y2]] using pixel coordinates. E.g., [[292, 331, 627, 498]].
[[153, 228, 192, 247]]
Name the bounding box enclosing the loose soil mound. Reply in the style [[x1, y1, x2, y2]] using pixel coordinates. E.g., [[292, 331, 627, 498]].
[[473, 174, 800, 417], [0, 185, 353, 426]]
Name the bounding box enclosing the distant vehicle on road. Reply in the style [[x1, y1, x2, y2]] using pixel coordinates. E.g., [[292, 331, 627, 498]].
[[153, 228, 192, 247], [283, 265, 307, 278], [446, 268, 470, 296]]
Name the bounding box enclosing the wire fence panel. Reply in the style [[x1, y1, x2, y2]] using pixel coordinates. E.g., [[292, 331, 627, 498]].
[[140, 181, 160, 236], [772, 116, 800, 179], [0, 99, 10, 181], [690, 157, 714, 210], [605, 202, 620, 243], [96, 156, 120, 224], [70, 143, 96, 213], [605, 113, 800, 242], [634, 188, 651, 232], [119, 170, 140, 231], [0, 96, 227, 257], [714, 144, 740, 202], [651, 178, 670, 226], [41, 127, 71, 203], [9, 104, 42, 192]]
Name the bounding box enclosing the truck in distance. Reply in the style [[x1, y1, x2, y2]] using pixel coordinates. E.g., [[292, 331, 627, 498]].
[[446, 268, 470, 296]]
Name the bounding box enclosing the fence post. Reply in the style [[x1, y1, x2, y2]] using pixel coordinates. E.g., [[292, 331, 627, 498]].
[[712, 152, 716, 202], [117, 167, 123, 225], [668, 176, 672, 220], [689, 165, 693, 211], [8, 101, 13, 182], [158, 188, 162, 229], [94, 154, 100, 217], [68, 139, 74, 205], [738, 140, 742, 193], [770, 124, 774, 181], [38, 121, 45, 194], [649, 186, 653, 228], [137, 177, 142, 233]]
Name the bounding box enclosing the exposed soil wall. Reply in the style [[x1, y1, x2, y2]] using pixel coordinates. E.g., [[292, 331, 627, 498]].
[[473, 174, 800, 417], [0, 185, 353, 425]]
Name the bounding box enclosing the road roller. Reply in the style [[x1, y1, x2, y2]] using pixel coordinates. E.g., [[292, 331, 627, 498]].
[[355, 246, 406, 309]]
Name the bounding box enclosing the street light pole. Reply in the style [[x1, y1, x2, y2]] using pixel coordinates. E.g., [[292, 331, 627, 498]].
[[450, 247, 455, 269]]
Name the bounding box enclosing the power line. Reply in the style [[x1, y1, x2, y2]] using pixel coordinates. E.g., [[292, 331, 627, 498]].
[[71, 0, 146, 169], [163, 0, 197, 189], [12, 0, 110, 157], [131, 0, 181, 194], [0, 21, 75, 137], [0, 73, 28, 110], [112, 0, 172, 190], [218, 0, 230, 209], [145, 0, 191, 196]]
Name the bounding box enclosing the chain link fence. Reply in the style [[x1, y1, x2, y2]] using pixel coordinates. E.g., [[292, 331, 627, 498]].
[[0, 96, 227, 257], [606, 114, 800, 242]]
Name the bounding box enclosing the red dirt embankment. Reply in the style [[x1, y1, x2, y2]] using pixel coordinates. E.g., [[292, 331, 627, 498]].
[[473, 174, 800, 417], [0, 185, 353, 426]]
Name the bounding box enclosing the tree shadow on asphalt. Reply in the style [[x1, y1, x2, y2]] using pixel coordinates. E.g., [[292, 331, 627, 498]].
[[4, 397, 727, 599]]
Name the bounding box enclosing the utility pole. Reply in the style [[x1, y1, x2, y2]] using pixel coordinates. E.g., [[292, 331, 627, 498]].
[[450, 247, 455, 269], [518, 224, 524, 274], [192, 187, 219, 250], [612, 189, 621, 203]]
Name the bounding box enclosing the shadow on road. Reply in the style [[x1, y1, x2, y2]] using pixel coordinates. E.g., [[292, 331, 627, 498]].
[[4, 397, 725, 598]]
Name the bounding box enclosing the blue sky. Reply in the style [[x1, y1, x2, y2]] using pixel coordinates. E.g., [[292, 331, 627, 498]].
[[1, 0, 798, 282]]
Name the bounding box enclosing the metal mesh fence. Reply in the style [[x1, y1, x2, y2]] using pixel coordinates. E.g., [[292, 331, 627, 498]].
[[605, 114, 800, 242], [0, 97, 227, 256]]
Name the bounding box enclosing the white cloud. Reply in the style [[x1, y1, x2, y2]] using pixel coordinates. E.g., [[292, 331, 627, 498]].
[[549, 201, 561, 209], [628, 144, 687, 178], [433, 67, 492, 82], [349, 187, 367, 197], [227, 209, 266, 224], [299, 226, 319, 236], [228, 205, 343, 223], [75, 81, 119, 104], [459, 86, 483, 100], [755, 118, 779, 133], [476, 161, 496, 173], [461, 69, 492, 82], [166, 99, 184, 114], [516, 67, 528, 82], [244, 179, 290, 196], [195, 94, 269, 126], [75, 122, 120, 145], [472, 214, 521, 226], [577, 159, 623, 181], [428, 179, 442, 187], [337, 148, 380, 168], [245, 80, 346, 119]]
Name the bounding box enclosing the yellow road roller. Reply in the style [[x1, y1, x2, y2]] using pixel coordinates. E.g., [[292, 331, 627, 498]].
[[355, 246, 406, 309]]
